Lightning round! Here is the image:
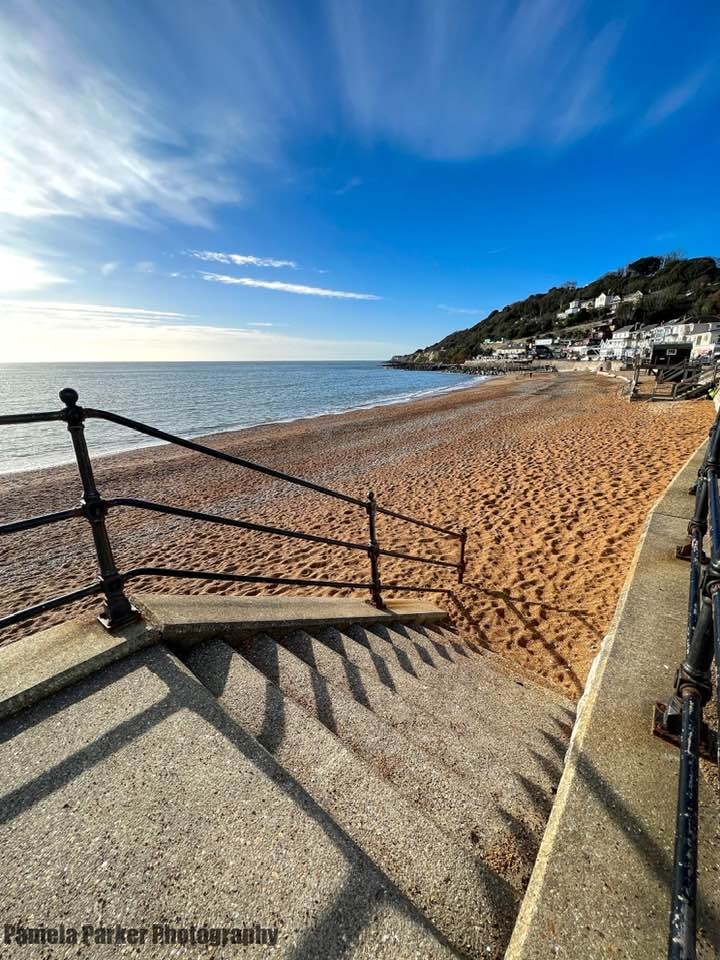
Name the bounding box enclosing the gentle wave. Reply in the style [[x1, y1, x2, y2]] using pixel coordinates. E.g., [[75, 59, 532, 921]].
[[0, 362, 484, 475]]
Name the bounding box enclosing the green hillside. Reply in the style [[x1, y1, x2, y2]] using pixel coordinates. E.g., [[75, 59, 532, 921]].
[[404, 255, 720, 364]]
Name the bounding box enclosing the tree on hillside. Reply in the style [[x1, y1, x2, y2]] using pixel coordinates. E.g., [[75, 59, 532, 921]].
[[662, 250, 684, 266], [614, 301, 637, 324], [404, 255, 720, 363], [628, 256, 662, 276]]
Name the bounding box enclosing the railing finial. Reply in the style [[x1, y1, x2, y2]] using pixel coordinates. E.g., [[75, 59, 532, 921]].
[[59, 387, 79, 407]]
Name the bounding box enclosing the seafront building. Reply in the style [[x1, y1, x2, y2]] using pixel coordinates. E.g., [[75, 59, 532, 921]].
[[480, 315, 720, 364], [545, 282, 720, 363], [436, 298, 719, 365], [653, 319, 720, 354], [473, 326, 682, 363], [596, 320, 720, 362], [598, 323, 652, 361]]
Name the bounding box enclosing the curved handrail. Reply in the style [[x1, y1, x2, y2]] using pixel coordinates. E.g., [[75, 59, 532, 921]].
[[0, 387, 468, 632]]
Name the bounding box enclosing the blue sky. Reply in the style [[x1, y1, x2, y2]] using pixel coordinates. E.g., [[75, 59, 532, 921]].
[[2, 0, 719, 361]]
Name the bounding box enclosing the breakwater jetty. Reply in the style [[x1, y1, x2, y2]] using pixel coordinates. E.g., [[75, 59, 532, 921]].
[[384, 360, 557, 376]]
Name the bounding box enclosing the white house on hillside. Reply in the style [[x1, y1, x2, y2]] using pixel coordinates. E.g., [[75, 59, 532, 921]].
[[623, 290, 644, 305], [688, 325, 720, 358], [557, 297, 597, 320], [595, 292, 621, 310], [557, 290, 643, 321]]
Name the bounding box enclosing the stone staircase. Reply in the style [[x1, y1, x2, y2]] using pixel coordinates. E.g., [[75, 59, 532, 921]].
[[181, 615, 575, 958], [0, 598, 575, 959]]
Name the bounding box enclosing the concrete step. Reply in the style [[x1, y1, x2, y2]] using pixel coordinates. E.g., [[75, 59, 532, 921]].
[[272, 625, 564, 869], [183, 638, 518, 957], [288, 624, 567, 837], [276, 626, 505, 786], [356, 620, 574, 718], [233, 631, 547, 894], [0, 643, 461, 959], [307, 623, 571, 798], [419, 621, 575, 711], [309, 623, 562, 797], [342, 622, 574, 771], [332, 620, 574, 735]]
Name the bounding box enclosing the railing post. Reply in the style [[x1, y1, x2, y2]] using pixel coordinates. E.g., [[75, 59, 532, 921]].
[[667, 687, 701, 960], [59, 388, 139, 630], [366, 491, 383, 608], [661, 428, 720, 960], [458, 527, 467, 583]]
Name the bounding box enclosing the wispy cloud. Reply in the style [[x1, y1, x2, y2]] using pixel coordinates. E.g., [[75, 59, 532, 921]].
[[1, 300, 398, 362], [0, 0, 712, 254], [335, 176, 363, 196], [328, 0, 629, 157], [0, 6, 240, 227], [200, 272, 381, 300], [0, 250, 68, 292], [100, 261, 119, 276], [1, 300, 190, 323], [640, 65, 713, 129], [188, 250, 298, 269], [0, 0, 713, 247], [437, 304, 484, 316]]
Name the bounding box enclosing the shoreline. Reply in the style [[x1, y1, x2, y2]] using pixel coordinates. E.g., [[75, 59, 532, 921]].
[[0, 370, 488, 478], [0, 372, 713, 698]]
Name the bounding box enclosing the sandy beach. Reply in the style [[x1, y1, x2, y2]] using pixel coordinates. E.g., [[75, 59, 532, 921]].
[[0, 372, 713, 698]]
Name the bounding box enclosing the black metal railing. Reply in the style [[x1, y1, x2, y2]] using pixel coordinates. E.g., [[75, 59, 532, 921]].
[[658, 408, 720, 959], [0, 388, 467, 633]]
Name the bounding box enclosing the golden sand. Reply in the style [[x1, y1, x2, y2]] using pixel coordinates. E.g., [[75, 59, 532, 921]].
[[0, 373, 713, 698]]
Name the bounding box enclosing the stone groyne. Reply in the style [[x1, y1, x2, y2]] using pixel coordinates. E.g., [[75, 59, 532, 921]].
[[383, 360, 558, 375]]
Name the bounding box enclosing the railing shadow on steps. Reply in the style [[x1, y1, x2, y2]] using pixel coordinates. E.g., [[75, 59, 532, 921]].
[[0, 388, 467, 634]]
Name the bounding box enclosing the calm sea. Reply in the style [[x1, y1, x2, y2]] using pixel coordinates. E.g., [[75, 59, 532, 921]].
[[0, 362, 479, 475]]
